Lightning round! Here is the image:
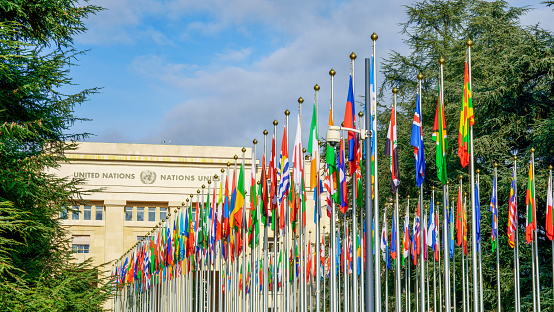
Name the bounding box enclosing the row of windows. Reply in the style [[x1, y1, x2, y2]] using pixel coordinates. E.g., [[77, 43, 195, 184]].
[[61, 206, 103, 221], [125, 206, 167, 222]]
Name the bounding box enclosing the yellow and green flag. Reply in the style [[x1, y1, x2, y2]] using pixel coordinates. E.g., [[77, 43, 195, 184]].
[[458, 61, 474, 168]]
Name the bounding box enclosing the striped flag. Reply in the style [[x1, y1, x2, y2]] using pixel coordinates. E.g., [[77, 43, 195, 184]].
[[507, 168, 517, 248], [324, 163, 334, 218], [384, 104, 400, 193], [525, 161, 536, 244], [458, 61, 474, 168], [293, 115, 303, 193]]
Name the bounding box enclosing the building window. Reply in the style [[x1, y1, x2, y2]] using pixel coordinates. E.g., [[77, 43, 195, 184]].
[[72, 205, 80, 220], [148, 207, 156, 221], [72, 244, 89, 253], [72, 235, 90, 254], [136, 207, 144, 221], [159, 208, 167, 221], [60, 207, 68, 219], [83, 205, 91, 220], [95, 206, 103, 220], [125, 207, 133, 221]]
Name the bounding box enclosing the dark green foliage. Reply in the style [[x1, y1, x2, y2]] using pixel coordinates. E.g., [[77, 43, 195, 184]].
[[376, 1, 554, 312], [0, 1, 110, 311]]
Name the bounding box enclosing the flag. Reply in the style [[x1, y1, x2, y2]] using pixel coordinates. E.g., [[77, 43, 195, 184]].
[[370, 56, 377, 199], [320, 236, 325, 267], [415, 203, 421, 256], [231, 163, 245, 232], [525, 161, 536, 244], [458, 61, 474, 168], [423, 213, 428, 261], [391, 212, 397, 260], [384, 104, 400, 193], [463, 195, 468, 256], [449, 199, 455, 258], [308, 102, 319, 189], [427, 198, 436, 251], [475, 181, 481, 251], [547, 171, 554, 241], [344, 75, 357, 170], [410, 94, 426, 187], [278, 126, 290, 203], [381, 210, 388, 259], [432, 84, 448, 184], [324, 163, 334, 218], [338, 139, 348, 213], [403, 205, 410, 261], [260, 154, 268, 226], [490, 176, 498, 251], [456, 188, 462, 247], [508, 168, 517, 248]]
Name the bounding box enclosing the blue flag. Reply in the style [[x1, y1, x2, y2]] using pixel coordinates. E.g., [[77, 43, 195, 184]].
[[475, 182, 481, 252], [410, 94, 426, 187]]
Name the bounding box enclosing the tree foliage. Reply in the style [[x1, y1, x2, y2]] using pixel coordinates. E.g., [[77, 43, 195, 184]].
[[376, 1, 554, 312], [0, 1, 110, 311]]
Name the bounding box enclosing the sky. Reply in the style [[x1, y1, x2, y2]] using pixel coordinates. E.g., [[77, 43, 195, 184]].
[[68, 0, 553, 152]]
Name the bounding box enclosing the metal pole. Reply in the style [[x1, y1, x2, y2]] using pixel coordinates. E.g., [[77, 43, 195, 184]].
[[351, 52, 359, 312], [242, 148, 247, 312], [439, 57, 450, 312], [514, 156, 521, 312], [393, 91, 401, 312], [532, 149, 541, 312], [315, 83, 321, 312], [494, 163, 501, 312], [372, 33, 381, 312], [418, 77, 425, 312], [466, 39, 479, 312], [264, 128, 269, 312], [330, 67, 337, 312], [477, 172, 484, 312], [364, 55, 374, 312]]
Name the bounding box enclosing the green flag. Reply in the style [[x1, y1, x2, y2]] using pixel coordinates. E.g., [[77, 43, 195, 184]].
[[432, 84, 448, 184]]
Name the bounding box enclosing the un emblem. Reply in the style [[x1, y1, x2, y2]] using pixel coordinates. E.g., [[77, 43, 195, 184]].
[[140, 170, 156, 184]]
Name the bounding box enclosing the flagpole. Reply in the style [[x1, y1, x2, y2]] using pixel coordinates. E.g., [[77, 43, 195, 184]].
[[473, 169, 485, 312], [432, 188, 437, 312], [492, 163, 500, 312], [251, 141, 257, 312], [372, 32, 382, 312], [514, 155, 521, 312], [323, 225, 327, 312], [358, 110, 365, 312], [315, 83, 322, 312], [550, 165, 554, 312], [329, 67, 337, 312], [350, 51, 359, 312], [271, 120, 279, 312], [465, 38, 479, 312], [392, 87, 401, 312], [364, 53, 374, 312], [407, 195, 411, 312], [263, 129, 269, 312], [425, 208, 430, 312], [294, 99, 302, 312], [207, 181, 213, 312], [417, 72, 425, 312], [284, 107, 291, 312]]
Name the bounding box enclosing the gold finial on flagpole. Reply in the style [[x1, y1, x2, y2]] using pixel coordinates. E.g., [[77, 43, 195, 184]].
[[234, 155, 238, 160], [221, 168, 225, 173], [285, 109, 290, 116], [431, 185, 435, 190], [202, 184, 205, 189], [350, 52, 357, 60], [314, 84, 320, 91], [190, 194, 193, 198], [358, 111, 363, 117], [392, 87, 398, 94], [197, 190, 201, 194], [494, 162, 498, 168], [458, 175, 463, 180], [439, 56, 445, 65], [254, 139, 258, 144], [447, 181, 450, 185], [303, 148, 306, 153], [264, 129, 268, 135], [531, 147, 536, 153], [242, 147, 246, 153], [371, 32, 378, 41], [417, 73, 423, 80], [466, 39, 473, 47], [329, 69, 336, 76], [464, 192, 468, 197], [549, 165, 553, 170], [476, 169, 480, 174], [273, 119, 278, 126], [514, 155, 518, 161], [298, 97, 304, 104], [407, 195, 410, 199]]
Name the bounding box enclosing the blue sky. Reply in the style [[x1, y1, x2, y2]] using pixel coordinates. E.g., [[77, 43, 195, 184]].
[[69, 0, 553, 150]]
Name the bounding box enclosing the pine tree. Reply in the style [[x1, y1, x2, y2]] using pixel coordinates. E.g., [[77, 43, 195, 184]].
[[380, 1, 554, 311], [0, 1, 110, 311]]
